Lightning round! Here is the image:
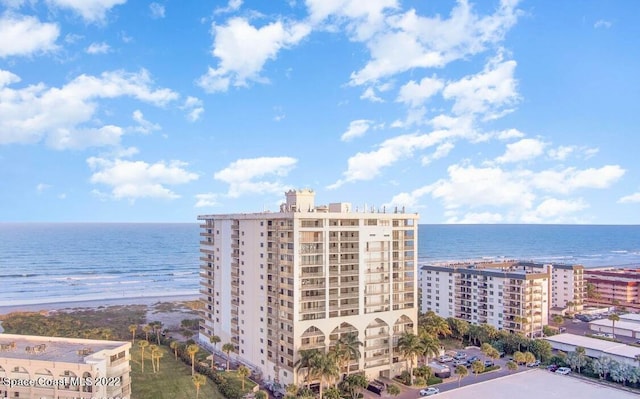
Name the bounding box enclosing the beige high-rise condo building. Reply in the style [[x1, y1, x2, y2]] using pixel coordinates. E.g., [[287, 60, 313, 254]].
[[198, 190, 419, 385], [0, 334, 131, 399]]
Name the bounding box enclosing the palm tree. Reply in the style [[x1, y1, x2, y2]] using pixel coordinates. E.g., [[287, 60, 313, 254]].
[[523, 351, 536, 366], [339, 373, 369, 399], [155, 350, 164, 372], [513, 351, 525, 366], [294, 349, 320, 388], [397, 331, 423, 385], [506, 361, 518, 373], [255, 390, 268, 399], [148, 344, 158, 373], [574, 346, 587, 374], [222, 343, 235, 371], [129, 324, 138, 343], [138, 340, 149, 373], [552, 315, 564, 328], [471, 360, 485, 378], [170, 341, 179, 360], [419, 333, 440, 365], [187, 344, 199, 376], [209, 335, 221, 368], [455, 364, 468, 387], [311, 352, 339, 399], [419, 311, 451, 338], [237, 365, 250, 391], [608, 314, 620, 337], [151, 321, 163, 345], [332, 333, 363, 375], [566, 301, 575, 315], [142, 325, 152, 341], [192, 373, 206, 399]]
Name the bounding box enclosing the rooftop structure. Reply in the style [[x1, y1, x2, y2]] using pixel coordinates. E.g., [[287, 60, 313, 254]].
[[434, 368, 638, 399], [198, 190, 419, 385], [545, 333, 640, 367], [0, 333, 131, 399]]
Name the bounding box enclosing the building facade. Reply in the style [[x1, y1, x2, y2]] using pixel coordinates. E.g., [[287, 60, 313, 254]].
[[420, 261, 557, 337], [584, 269, 640, 310], [550, 264, 585, 311], [0, 334, 131, 399], [198, 190, 419, 385]]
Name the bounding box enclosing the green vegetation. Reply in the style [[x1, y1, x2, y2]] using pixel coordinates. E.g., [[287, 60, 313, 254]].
[[0, 306, 146, 340], [131, 345, 224, 399]]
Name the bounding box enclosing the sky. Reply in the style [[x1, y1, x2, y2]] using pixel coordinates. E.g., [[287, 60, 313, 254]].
[[0, 0, 639, 224]]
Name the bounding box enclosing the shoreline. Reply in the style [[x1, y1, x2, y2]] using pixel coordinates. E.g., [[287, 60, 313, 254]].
[[0, 293, 200, 315]]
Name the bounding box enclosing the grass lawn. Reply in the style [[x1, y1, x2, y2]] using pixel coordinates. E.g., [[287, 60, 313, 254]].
[[218, 370, 258, 393], [131, 345, 224, 399]]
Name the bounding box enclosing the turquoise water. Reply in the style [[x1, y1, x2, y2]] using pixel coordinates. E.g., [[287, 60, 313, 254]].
[[1, 223, 638, 305]]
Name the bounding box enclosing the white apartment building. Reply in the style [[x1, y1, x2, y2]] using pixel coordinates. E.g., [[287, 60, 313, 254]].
[[0, 333, 131, 399], [198, 190, 419, 385], [420, 261, 553, 337], [550, 264, 585, 311]]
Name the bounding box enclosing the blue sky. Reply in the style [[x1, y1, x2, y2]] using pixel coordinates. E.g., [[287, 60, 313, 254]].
[[1, 0, 638, 224]]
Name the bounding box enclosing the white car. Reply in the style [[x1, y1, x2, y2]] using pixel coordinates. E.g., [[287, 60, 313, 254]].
[[555, 367, 571, 375], [438, 355, 453, 362], [419, 387, 440, 396], [452, 359, 466, 367]]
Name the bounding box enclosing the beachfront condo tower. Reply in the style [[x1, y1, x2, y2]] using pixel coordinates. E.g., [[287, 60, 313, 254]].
[[198, 189, 419, 385]]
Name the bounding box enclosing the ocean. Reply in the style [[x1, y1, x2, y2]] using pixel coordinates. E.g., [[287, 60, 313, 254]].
[[1, 223, 639, 306]]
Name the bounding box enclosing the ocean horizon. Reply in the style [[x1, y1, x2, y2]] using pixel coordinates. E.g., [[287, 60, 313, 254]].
[[1, 223, 639, 307]]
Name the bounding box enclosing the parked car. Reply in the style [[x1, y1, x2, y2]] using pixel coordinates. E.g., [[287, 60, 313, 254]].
[[547, 364, 558, 372], [555, 367, 571, 375], [526, 360, 541, 367], [419, 387, 440, 396], [454, 352, 467, 360], [483, 360, 495, 367], [452, 359, 467, 367], [438, 355, 454, 362]]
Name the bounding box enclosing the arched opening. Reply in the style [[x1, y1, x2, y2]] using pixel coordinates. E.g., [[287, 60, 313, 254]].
[[364, 318, 390, 368]]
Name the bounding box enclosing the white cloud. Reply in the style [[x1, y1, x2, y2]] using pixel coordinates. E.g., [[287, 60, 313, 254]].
[[214, 156, 297, 197], [0, 69, 178, 149], [396, 76, 443, 107], [495, 128, 524, 140], [132, 110, 160, 134], [442, 53, 519, 120], [273, 106, 285, 122], [46, 0, 126, 23], [195, 193, 219, 208], [198, 18, 311, 92], [618, 193, 640, 204], [349, 0, 521, 85], [215, 0, 242, 14], [594, 19, 611, 29], [421, 142, 454, 165], [495, 138, 546, 164], [531, 165, 625, 194], [521, 198, 588, 222], [341, 119, 372, 141], [180, 96, 204, 122], [36, 183, 51, 193], [149, 2, 165, 19], [360, 87, 384, 102], [385, 185, 432, 209], [0, 13, 59, 57], [87, 156, 198, 200], [306, 0, 398, 41], [548, 145, 574, 161], [329, 131, 450, 188], [450, 211, 504, 224], [86, 41, 110, 54]]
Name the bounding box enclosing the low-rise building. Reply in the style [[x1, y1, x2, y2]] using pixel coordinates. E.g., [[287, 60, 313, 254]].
[[545, 333, 640, 367], [584, 268, 640, 310], [0, 333, 131, 399]]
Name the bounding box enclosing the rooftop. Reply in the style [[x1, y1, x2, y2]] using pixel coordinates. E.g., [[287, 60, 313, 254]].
[[0, 333, 129, 364], [545, 333, 640, 359], [435, 369, 638, 399], [590, 318, 640, 332], [620, 313, 640, 323]]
